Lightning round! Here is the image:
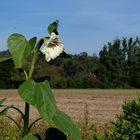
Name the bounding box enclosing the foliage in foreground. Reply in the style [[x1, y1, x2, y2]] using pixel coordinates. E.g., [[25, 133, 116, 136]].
[[109, 96, 140, 140], [92, 95, 140, 140], [0, 20, 81, 140]]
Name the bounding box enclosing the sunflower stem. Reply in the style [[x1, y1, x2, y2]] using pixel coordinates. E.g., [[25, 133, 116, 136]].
[[23, 44, 40, 136]]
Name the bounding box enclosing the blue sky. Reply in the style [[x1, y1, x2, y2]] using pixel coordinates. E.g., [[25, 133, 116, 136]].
[[1, 0, 140, 55]]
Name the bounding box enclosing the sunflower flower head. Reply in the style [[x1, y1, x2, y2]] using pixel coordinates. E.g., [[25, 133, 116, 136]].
[[41, 32, 64, 62]]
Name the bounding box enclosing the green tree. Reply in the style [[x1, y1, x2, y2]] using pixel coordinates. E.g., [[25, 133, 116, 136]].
[[98, 37, 140, 88]]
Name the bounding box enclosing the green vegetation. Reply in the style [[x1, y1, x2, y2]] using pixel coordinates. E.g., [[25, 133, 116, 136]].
[[0, 117, 19, 140], [91, 96, 140, 140], [1, 37, 140, 89], [0, 21, 82, 140], [109, 96, 140, 140]]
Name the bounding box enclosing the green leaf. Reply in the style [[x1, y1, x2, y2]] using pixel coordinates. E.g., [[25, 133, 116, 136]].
[[0, 98, 6, 106], [0, 106, 11, 116], [52, 110, 82, 140], [18, 80, 82, 140], [48, 20, 59, 35], [7, 33, 31, 68], [0, 55, 11, 63], [29, 37, 37, 51], [18, 80, 58, 120], [0, 98, 12, 116], [23, 133, 38, 140]]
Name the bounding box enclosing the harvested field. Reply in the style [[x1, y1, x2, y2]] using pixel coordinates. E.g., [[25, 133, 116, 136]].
[[0, 89, 140, 128]]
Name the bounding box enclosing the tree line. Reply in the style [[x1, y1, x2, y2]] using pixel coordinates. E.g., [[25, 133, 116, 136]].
[[1, 37, 140, 89]]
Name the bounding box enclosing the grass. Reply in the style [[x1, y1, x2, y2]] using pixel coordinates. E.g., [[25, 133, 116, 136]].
[[0, 117, 20, 140], [0, 114, 97, 140]]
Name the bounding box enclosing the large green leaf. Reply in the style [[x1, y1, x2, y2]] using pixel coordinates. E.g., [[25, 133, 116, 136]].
[[18, 80, 81, 140], [0, 55, 11, 63], [52, 110, 82, 140], [48, 20, 59, 35], [23, 133, 38, 140], [7, 33, 31, 68], [18, 80, 57, 120]]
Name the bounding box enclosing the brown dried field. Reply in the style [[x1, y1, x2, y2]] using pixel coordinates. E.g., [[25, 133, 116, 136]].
[[0, 89, 140, 129]]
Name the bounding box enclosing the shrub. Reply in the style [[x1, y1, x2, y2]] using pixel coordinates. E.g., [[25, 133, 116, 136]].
[[110, 96, 140, 140]]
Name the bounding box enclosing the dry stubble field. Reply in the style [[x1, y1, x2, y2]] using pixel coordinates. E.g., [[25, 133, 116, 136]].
[[0, 89, 140, 130]]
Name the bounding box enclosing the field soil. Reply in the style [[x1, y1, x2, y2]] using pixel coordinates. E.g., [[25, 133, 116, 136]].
[[0, 89, 140, 128]]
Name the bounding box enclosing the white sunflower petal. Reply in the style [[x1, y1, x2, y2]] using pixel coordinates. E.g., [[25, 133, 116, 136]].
[[41, 45, 47, 54], [45, 54, 51, 62], [49, 32, 59, 43], [41, 32, 64, 62], [54, 47, 60, 55], [49, 48, 56, 59]]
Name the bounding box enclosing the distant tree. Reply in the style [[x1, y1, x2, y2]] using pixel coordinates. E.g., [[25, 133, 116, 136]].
[[1, 37, 140, 89], [0, 59, 15, 88], [98, 37, 140, 88]]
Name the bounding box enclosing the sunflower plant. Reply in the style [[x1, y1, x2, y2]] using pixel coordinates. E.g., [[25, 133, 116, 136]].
[[0, 21, 82, 140]]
